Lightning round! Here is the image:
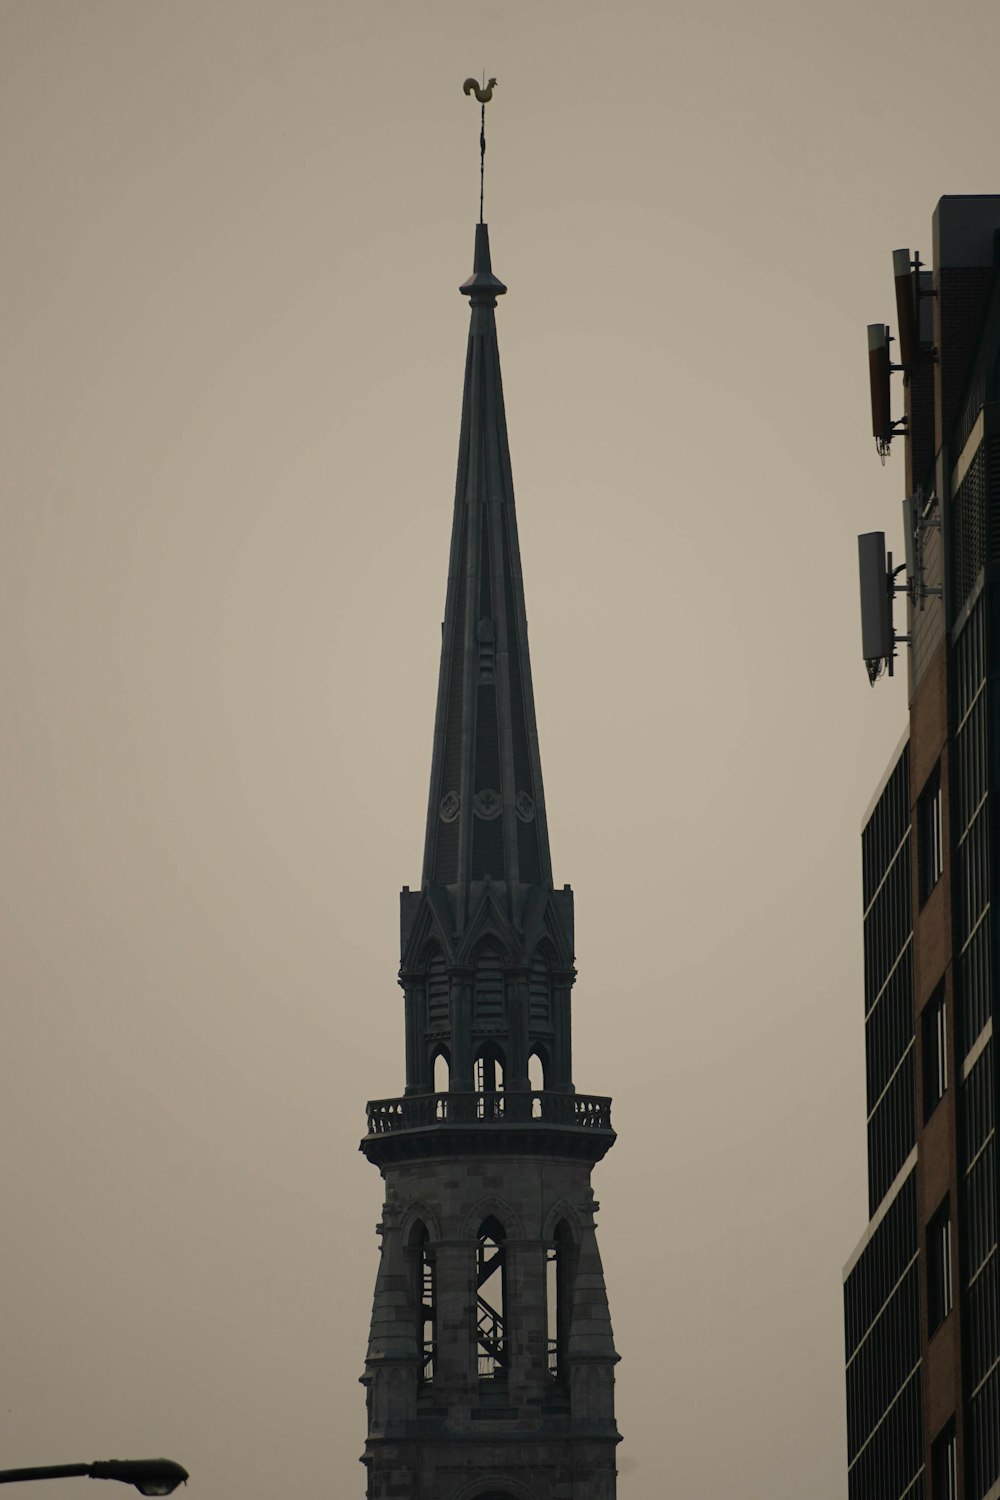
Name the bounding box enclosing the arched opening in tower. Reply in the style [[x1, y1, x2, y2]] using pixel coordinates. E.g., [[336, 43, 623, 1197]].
[[547, 1219, 574, 1383], [528, 1048, 547, 1110], [432, 1047, 450, 1108], [407, 1221, 435, 1382], [476, 1215, 507, 1379], [474, 1045, 505, 1118]]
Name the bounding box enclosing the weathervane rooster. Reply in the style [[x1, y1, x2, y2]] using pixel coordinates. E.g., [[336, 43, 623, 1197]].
[[463, 77, 497, 103]]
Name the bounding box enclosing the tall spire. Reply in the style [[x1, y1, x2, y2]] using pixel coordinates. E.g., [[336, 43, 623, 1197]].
[[361, 205, 619, 1500], [421, 225, 553, 923]]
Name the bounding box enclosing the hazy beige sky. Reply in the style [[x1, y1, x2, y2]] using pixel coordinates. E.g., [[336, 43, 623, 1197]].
[[3, 2, 998, 1497]]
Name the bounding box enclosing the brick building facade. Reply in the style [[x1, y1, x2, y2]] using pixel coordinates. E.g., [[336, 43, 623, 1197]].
[[846, 196, 1000, 1500]]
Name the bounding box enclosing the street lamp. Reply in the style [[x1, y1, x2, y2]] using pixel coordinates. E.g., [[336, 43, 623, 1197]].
[[0, 1462, 188, 1497]]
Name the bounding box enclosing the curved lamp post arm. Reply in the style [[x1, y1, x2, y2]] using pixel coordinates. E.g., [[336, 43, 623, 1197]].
[[0, 1462, 188, 1496], [0, 1472, 91, 1487]]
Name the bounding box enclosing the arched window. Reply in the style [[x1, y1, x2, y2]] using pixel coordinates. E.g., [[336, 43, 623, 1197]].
[[432, 1048, 450, 1093], [407, 1221, 435, 1382], [528, 1049, 546, 1094], [476, 1215, 507, 1379], [546, 1219, 574, 1382]]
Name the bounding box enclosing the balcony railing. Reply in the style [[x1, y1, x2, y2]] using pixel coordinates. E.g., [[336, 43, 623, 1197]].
[[365, 1090, 612, 1135]]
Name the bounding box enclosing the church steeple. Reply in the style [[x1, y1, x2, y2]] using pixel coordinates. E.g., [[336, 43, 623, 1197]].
[[360, 212, 620, 1500], [422, 223, 553, 916]]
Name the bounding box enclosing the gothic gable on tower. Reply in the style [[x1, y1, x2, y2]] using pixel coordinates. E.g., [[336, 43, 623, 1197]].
[[521, 883, 575, 972], [455, 881, 522, 967], [399, 885, 458, 971]]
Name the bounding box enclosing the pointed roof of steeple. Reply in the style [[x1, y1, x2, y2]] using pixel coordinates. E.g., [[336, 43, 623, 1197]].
[[421, 225, 553, 922]]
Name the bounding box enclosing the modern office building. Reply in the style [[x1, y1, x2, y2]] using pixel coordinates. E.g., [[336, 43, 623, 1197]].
[[358, 223, 621, 1500], [846, 196, 1000, 1500]]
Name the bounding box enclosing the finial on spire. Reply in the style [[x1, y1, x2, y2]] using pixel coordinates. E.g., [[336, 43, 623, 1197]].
[[459, 222, 507, 306], [463, 75, 497, 224]]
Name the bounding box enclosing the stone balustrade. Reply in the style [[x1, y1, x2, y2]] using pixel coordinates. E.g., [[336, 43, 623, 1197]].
[[364, 1089, 613, 1135]]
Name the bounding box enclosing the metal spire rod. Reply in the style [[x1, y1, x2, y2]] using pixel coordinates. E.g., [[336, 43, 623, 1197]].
[[463, 76, 497, 223]]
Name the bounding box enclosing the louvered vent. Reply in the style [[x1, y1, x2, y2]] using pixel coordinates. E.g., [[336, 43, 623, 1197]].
[[529, 954, 551, 1028], [427, 957, 449, 1030], [475, 948, 505, 1028]]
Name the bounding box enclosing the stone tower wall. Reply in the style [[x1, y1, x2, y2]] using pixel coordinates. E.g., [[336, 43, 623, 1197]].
[[362, 1151, 619, 1500]]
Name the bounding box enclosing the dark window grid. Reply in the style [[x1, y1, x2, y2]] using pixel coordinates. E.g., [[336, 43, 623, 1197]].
[[954, 591, 985, 725], [991, 436, 1000, 570], [955, 690, 987, 834], [863, 827, 912, 928], [962, 1040, 995, 1169], [845, 1170, 918, 1359], [868, 1040, 916, 1127], [846, 1365, 923, 1500], [963, 1137, 998, 1286], [851, 1248, 917, 1374], [863, 747, 912, 911], [969, 1362, 1000, 1500], [957, 804, 990, 942], [865, 930, 913, 1026], [864, 859, 913, 1011], [966, 1249, 1000, 1395], [898, 1472, 926, 1500], [960, 921, 992, 1058], [867, 957, 915, 1113], [862, 824, 911, 918], [845, 1248, 923, 1386], [867, 1054, 917, 1217], [846, 1259, 921, 1456]]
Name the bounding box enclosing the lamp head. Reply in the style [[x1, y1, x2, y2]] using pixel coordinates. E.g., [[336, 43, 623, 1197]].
[[89, 1461, 188, 1496]]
